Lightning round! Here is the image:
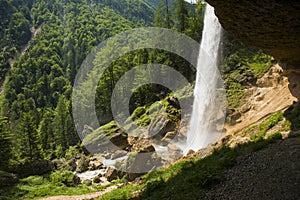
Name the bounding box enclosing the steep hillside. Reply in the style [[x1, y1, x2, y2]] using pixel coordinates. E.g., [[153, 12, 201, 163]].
[[0, 0, 157, 174], [144, 0, 175, 8]]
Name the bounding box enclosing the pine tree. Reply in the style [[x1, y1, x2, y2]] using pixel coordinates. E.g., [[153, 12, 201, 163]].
[[53, 96, 68, 153], [0, 117, 12, 170], [52, 95, 79, 156], [174, 0, 188, 32], [18, 112, 42, 162], [38, 109, 55, 154], [154, 0, 172, 28]]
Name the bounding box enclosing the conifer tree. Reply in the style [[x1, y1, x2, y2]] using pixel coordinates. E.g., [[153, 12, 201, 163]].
[[52, 95, 78, 156], [0, 117, 12, 170], [154, 0, 172, 28], [18, 112, 42, 162], [174, 0, 188, 32], [38, 109, 55, 154]]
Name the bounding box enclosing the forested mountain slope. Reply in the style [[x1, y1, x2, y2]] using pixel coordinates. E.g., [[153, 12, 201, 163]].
[[0, 0, 156, 168], [0, 0, 203, 173]]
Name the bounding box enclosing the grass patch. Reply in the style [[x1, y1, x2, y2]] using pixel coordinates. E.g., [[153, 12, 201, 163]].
[[0, 171, 93, 200], [247, 62, 270, 78], [226, 82, 246, 109], [130, 106, 147, 121], [99, 184, 142, 200], [249, 112, 283, 140], [222, 39, 273, 110]]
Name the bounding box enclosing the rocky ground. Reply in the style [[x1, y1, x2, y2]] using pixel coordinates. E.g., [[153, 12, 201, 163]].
[[225, 64, 300, 134], [203, 136, 300, 200]]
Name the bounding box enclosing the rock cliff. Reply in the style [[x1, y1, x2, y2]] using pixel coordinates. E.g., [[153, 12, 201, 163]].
[[206, 0, 300, 66]]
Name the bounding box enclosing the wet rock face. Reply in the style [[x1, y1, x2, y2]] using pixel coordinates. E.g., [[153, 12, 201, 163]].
[[206, 0, 300, 65]]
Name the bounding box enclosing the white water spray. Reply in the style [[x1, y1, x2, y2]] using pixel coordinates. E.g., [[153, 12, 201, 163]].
[[184, 4, 224, 154]]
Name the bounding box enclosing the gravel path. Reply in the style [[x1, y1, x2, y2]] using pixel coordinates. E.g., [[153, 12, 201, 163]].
[[39, 185, 119, 200], [203, 137, 300, 200]]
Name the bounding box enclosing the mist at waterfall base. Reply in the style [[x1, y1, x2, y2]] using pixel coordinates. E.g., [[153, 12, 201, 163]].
[[183, 4, 225, 155]]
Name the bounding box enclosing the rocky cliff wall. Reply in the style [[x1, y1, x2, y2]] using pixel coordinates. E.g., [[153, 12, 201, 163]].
[[206, 0, 300, 66]]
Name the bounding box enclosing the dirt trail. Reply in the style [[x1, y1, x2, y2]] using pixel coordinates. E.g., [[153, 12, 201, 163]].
[[21, 24, 42, 56], [39, 185, 119, 200], [7, 24, 43, 68]]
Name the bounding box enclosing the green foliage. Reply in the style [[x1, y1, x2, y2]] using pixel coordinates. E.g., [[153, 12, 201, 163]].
[[93, 48, 195, 125], [154, 0, 203, 40], [50, 171, 76, 185], [0, 171, 92, 199], [173, 0, 188, 32], [0, 0, 157, 166], [0, 0, 33, 83], [222, 35, 273, 109], [247, 62, 270, 78], [154, 0, 172, 28], [52, 95, 78, 155], [38, 108, 55, 158], [0, 117, 12, 170], [131, 106, 147, 121], [226, 82, 246, 108], [96, 0, 155, 26], [99, 184, 142, 200], [17, 112, 42, 162], [249, 112, 284, 141], [7, 12, 31, 47], [64, 145, 82, 161]]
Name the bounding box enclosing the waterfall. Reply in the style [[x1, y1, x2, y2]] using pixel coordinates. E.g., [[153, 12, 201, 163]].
[[184, 4, 224, 154]]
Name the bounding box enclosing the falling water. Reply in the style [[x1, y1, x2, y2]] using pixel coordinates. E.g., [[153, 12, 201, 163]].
[[184, 4, 224, 154]]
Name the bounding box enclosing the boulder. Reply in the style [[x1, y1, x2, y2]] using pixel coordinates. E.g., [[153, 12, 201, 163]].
[[110, 133, 130, 150], [186, 149, 195, 156], [226, 112, 242, 126], [162, 131, 177, 142], [82, 128, 131, 154], [93, 174, 102, 183], [140, 145, 155, 153], [65, 173, 81, 187], [148, 115, 176, 138], [76, 157, 89, 173], [104, 167, 123, 182], [67, 158, 77, 171], [88, 160, 104, 171], [256, 65, 284, 87]]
